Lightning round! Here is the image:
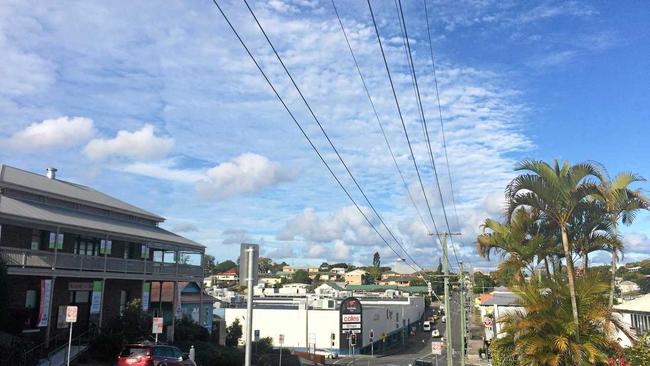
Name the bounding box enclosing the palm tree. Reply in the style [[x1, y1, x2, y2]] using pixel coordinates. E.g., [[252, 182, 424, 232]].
[[477, 208, 549, 284], [496, 276, 629, 365], [592, 171, 648, 306], [506, 160, 603, 333], [567, 203, 617, 273]]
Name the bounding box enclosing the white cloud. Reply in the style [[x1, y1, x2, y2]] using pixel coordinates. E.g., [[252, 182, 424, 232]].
[[6, 116, 94, 150], [304, 244, 327, 258], [197, 153, 287, 199], [277, 206, 378, 246], [623, 233, 650, 255], [84, 124, 174, 161], [331, 240, 350, 261], [266, 243, 296, 259], [221, 229, 251, 245], [170, 222, 198, 233], [121, 161, 205, 183]]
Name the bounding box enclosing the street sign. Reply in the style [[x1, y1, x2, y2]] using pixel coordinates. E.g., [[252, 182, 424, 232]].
[[279, 334, 284, 345], [254, 329, 260, 342], [65, 306, 78, 323], [369, 329, 374, 341], [342, 323, 361, 329], [483, 317, 493, 327], [342, 314, 361, 323], [349, 329, 361, 334], [152, 317, 164, 334], [432, 341, 443, 355]]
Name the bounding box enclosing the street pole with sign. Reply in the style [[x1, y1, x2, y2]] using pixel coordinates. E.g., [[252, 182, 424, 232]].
[[152, 317, 163, 344], [279, 334, 284, 366], [65, 306, 78, 366], [241, 244, 259, 366]]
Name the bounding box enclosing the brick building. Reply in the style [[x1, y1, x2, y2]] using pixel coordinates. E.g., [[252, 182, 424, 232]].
[[0, 165, 205, 353]]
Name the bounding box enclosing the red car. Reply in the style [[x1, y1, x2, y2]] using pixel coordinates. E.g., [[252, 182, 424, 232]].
[[117, 344, 196, 366]]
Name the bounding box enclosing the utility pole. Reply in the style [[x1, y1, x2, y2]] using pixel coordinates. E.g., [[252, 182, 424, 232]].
[[442, 233, 453, 366], [460, 261, 466, 366], [244, 248, 254, 366]]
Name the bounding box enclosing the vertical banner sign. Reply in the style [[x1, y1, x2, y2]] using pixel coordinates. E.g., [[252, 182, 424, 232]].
[[152, 317, 164, 334], [142, 282, 151, 312], [90, 281, 103, 314], [340, 297, 363, 351], [37, 279, 52, 327], [175, 283, 182, 319]]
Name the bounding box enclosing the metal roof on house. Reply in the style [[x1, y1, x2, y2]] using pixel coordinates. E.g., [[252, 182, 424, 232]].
[[345, 284, 429, 293], [0, 165, 164, 221], [480, 293, 520, 306], [0, 195, 202, 249], [614, 293, 650, 313]]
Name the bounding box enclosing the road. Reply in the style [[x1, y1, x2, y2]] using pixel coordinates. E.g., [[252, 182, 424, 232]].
[[331, 291, 468, 366]]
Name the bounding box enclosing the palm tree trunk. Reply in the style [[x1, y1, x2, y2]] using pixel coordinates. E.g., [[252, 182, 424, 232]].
[[582, 251, 589, 273], [561, 227, 580, 336], [609, 223, 618, 307]]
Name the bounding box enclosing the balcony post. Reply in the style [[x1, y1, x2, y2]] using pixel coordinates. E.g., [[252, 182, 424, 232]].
[[143, 243, 148, 277], [45, 276, 56, 347], [22, 251, 26, 267], [175, 250, 179, 276], [103, 234, 108, 273], [52, 227, 59, 270]]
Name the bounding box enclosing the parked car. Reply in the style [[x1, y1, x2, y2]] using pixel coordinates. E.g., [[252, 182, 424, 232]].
[[431, 329, 440, 338], [423, 321, 431, 331], [441, 315, 446, 323], [117, 344, 196, 366]]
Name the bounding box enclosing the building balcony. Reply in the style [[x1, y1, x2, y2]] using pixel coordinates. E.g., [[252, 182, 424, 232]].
[[1, 246, 203, 280]]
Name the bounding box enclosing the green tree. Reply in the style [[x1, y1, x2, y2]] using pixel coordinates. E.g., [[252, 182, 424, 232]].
[[290, 269, 311, 284], [477, 208, 549, 284], [258, 257, 273, 274], [225, 318, 243, 348], [592, 171, 649, 306], [498, 276, 627, 365], [506, 159, 603, 331], [215, 260, 238, 273], [204, 254, 217, 274], [367, 266, 382, 282], [472, 272, 496, 294], [372, 252, 381, 267]]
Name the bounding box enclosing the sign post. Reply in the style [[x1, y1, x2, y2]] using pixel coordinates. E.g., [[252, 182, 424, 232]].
[[241, 243, 259, 366], [152, 317, 163, 344], [65, 306, 78, 366], [279, 334, 284, 366]]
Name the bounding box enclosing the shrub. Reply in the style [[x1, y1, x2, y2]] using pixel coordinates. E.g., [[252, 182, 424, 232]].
[[174, 317, 209, 343]]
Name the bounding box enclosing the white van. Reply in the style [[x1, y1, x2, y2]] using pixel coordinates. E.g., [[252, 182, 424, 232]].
[[423, 321, 431, 331]]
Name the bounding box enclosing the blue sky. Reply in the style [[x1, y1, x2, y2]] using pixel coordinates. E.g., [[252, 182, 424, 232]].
[[1, 0, 649, 272]]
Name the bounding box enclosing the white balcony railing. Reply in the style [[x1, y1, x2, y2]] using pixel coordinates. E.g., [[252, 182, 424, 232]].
[[0, 246, 203, 278]]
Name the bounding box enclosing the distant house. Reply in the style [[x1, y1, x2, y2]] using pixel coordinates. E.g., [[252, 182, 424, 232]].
[[378, 276, 415, 287], [344, 269, 368, 285], [619, 280, 640, 295], [614, 293, 650, 347], [258, 276, 282, 286], [478, 288, 522, 340], [215, 268, 238, 282], [315, 282, 343, 297], [330, 267, 347, 275]]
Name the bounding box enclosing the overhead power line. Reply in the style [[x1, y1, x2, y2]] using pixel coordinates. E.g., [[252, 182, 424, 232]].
[[396, 0, 461, 268], [366, 0, 444, 256], [423, 0, 462, 233], [240, 0, 426, 270], [211, 0, 424, 273], [330, 0, 432, 237], [209, 0, 413, 270]]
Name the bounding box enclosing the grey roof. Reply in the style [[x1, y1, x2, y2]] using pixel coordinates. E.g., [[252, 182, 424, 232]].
[[481, 293, 520, 306], [0, 195, 202, 249], [0, 165, 164, 221]]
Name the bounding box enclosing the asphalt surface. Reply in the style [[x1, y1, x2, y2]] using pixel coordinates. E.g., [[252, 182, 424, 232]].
[[330, 291, 468, 366]]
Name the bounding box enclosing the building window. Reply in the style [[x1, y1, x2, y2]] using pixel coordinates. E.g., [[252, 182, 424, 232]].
[[25, 290, 37, 309], [120, 290, 128, 315], [74, 236, 99, 256]]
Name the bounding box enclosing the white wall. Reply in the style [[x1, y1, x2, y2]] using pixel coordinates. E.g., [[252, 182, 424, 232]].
[[360, 297, 424, 347], [224, 307, 340, 351]]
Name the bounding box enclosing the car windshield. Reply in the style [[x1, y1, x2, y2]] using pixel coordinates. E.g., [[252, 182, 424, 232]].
[[120, 347, 148, 357]]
